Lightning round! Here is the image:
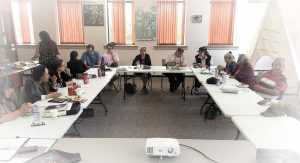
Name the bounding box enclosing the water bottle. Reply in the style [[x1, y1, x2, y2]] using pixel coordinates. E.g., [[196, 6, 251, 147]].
[[32, 105, 41, 123], [136, 60, 140, 69]]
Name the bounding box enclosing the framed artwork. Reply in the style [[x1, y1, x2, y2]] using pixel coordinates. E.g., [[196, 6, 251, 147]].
[[83, 4, 104, 26], [135, 6, 157, 40]]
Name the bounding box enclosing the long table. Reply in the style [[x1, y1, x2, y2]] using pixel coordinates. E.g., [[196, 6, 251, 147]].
[[191, 67, 268, 117], [50, 138, 257, 163], [118, 66, 193, 100], [232, 116, 300, 155], [0, 61, 39, 77], [0, 68, 117, 139]]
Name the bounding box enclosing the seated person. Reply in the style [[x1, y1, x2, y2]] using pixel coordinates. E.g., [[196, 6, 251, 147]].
[[164, 47, 187, 93], [194, 46, 211, 94], [102, 43, 120, 90], [0, 77, 33, 123], [81, 44, 101, 68], [132, 47, 152, 94], [234, 54, 256, 89], [102, 43, 119, 67], [217, 51, 237, 75], [254, 58, 287, 99], [49, 58, 73, 88], [25, 65, 60, 103], [67, 51, 88, 78]]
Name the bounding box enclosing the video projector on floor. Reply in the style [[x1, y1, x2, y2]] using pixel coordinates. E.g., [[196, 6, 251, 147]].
[[145, 138, 180, 158]]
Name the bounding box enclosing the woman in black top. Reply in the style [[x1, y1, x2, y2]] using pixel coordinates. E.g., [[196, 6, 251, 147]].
[[67, 51, 88, 78], [48, 58, 73, 88], [194, 46, 212, 94], [132, 47, 152, 94], [32, 31, 59, 68]]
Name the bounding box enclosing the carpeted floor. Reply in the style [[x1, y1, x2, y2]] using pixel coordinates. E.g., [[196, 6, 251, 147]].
[[67, 77, 241, 140]]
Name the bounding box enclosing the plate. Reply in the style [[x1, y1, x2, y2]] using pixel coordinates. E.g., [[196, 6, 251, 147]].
[[237, 83, 249, 88]]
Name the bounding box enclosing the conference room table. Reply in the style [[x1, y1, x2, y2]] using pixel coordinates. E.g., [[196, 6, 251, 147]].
[[232, 116, 300, 155], [49, 138, 257, 163], [191, 67, 268, 117], [0, 61, 39, 77], [0, 68, 117, 139], [117, 66, 193, 100]]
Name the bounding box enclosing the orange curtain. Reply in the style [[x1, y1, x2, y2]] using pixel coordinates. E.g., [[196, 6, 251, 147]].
[[112, 0, 126, 44], [131, 0, 136, 45], [57, 0, 84, 44], [208, 0, 236, 45], [18, 2, 31, 44], [157, 0, 178, 45], [181, 1, 186, 45], [2, 11, 16, 44]]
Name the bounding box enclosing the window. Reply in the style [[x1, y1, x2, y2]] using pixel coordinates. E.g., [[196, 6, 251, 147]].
[[11, 1, 34, 44], [208, 0, 236, 45], [57, 0, 84, 44], [157, 0, 186, 45], [107, 0, 135, 45]]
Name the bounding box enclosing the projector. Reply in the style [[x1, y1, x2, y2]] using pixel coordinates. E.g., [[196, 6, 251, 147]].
[[145, 138, 180, 158]]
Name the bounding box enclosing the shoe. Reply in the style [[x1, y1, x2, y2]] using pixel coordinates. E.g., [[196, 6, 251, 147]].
[[142, 86, 148, 95], [107, 84, 115, 91], [194, 88, 200, 95]]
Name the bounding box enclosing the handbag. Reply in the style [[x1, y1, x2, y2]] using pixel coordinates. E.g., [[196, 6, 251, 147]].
[[66, 102, 81, 115], [125, 83, 136, 94], [206, 77, 218, 84]]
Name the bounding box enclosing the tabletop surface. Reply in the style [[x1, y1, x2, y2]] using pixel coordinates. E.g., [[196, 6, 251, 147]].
[[51, 138, 257, 163], [0, 68, 117, 139], [232, 116, 300, 155], [191, 67, 268, 117], [118, 66, 193, 73]]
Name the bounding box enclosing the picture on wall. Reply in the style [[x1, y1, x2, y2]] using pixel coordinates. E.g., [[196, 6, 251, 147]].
[[135, 6, 157, 40], [191, 15, 202, 23], [83, 4, 104, 26]]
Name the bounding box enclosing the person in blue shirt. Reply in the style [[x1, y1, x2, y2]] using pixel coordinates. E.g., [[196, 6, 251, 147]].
[[81, 44, 101, 68]]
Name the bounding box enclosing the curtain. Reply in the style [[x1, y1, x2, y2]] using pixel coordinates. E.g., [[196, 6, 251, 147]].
[[57, 0, 84, 44], [157, 0, 178, 45], [131, 0, 136, 44], [208, 0, 236, 45], [181, 1, 186, 45], [112, 0, 126, 44], [18, 2, 31, 44], [2, 12, 16, 44]]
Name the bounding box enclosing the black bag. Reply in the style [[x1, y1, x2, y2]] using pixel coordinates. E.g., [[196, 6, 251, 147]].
[[203, 105, 218, 120], [66, 102, 81, 115], [206, 77, 218, 85], [125, 83, 136, 94], [80, 108, 95, 118]]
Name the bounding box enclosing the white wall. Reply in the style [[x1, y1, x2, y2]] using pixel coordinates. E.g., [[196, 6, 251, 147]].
[[13, 0, 241, 66]]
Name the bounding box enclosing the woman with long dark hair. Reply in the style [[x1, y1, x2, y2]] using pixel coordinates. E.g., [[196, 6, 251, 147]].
[[32, 31, 59, 68]]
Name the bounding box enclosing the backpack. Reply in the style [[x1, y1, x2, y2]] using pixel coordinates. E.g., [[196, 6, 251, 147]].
[[125, 83, 136, 94]]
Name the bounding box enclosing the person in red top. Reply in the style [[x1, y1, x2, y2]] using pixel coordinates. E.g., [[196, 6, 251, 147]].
[[234, 54, 256, 90], [255, 58, 287, 99]]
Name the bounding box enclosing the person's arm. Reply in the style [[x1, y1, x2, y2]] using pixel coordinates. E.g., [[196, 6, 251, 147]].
[[254, 85, 281, 96], [0, 103, 33, 123], [148, 55, 152, 66], [180, 56, 187, 67], [113, 52, 120, 64], [32, 44, 40, 60], [96, 52, 101, 65], [132, 55, 139, 66], [165, 55, 176, 66]]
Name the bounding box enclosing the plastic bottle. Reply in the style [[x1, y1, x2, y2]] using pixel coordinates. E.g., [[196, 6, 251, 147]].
[[32, 105, 41, 123]]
